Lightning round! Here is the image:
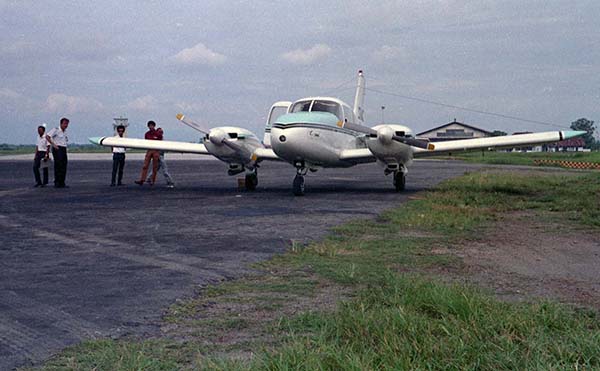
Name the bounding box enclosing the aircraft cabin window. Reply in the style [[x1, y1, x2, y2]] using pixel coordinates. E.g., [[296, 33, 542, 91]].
[[269, 106, 289, 125], [291, 101, 311, 113], [311, 100, 342, 120]]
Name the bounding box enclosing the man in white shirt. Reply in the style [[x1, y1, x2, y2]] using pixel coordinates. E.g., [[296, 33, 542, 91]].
[[46, 117, 69, 188], [111, 125, 126, 186], [33, 124, 50, 187]]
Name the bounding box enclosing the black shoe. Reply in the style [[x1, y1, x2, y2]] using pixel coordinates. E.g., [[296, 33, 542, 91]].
[[110, 183, 116, 187], [134, 180, 143, 185], [117, 183, 123, 186], [34, 183, 42, 187]]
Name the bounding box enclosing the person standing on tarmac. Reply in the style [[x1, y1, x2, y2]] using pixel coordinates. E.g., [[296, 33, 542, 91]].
[[147, 151, 175, 188], [33, 124, 50, 187], [46, 117, 70, 188], [134, 120, 162, 186], [110, 124, 127, 186]]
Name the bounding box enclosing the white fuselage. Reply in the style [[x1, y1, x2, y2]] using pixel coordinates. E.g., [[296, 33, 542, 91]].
[[268, 97, 414, 169], [270, 125, 363, 167]]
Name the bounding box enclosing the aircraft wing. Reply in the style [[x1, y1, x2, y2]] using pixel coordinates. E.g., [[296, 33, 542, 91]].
[[251, 147, 282, 161], [89, 136, 210, 155], [412, 130, 585, 158]]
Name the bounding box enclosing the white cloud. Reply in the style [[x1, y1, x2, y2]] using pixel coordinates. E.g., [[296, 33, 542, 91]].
[[281, 44, 332, 65], [126, 95, 158, 112], [171, 43, 227, 66], [175, 101, 206, 114], [45, 93, 104, 114], [0, 87, 21, 99], [373, 45, 408, 62]]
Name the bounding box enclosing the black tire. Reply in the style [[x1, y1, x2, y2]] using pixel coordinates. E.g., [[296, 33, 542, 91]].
[[245, 173, 258, 191], [293, 174, 305, 196], [393, 171, 405, 192]]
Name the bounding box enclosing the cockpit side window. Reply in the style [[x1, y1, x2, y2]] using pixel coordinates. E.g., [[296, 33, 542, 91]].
[[291, 101, 312, 113], [311, 100, 342, 120]]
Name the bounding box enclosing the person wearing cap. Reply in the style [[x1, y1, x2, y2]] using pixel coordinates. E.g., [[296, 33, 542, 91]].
[[33, 124, 50, 187], [134, 120, 163, 186], [111, 124, 127, 186], [46, 117, 70, 188]]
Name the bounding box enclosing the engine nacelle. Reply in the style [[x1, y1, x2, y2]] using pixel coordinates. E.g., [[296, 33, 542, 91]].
[[209, 128, 227, 145], [366, 124, 414, 166]]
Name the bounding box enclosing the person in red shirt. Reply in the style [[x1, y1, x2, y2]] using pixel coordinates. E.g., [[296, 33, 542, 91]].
[[135, 120, 163, 186]]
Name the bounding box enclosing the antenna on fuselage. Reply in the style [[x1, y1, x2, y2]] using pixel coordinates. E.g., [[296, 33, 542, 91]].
[[353, 69, 365, 123]]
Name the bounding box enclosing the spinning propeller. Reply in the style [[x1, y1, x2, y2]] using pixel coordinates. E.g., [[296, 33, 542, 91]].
[[339, 121, 434, 150]]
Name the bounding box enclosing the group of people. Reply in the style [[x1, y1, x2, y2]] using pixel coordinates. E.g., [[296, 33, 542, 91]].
[[131, 120, 174, 188], [33, 119, 175, 188], [33, 117, 70, 188]]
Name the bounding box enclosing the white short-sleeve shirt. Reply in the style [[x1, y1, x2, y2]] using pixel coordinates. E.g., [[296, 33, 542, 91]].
[[36, 135, 49, 151], [47, 127, 68, 147]]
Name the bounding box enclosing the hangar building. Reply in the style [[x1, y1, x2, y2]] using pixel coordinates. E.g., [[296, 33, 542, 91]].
[[417, 119, 491, 142]]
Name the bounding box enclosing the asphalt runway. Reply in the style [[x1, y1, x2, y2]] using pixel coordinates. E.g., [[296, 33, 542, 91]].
[[0, 157, 487, 369]]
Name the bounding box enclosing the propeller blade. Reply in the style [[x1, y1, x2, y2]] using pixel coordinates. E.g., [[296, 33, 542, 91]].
[[341, 121, 434, 149], [393, 136, 434, 150], [176, 113, 209, 135], [221, 138, 254, 160], [338, 121, 377, 136]]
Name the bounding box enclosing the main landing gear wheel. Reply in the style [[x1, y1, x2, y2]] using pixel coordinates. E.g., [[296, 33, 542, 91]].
[[245, 172, 258, 191], [293, 174, 305, 196], [393, 171, 406, 192]]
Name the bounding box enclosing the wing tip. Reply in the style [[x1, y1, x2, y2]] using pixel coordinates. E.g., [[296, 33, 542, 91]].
[[88, 136, 104, 145], [562, 130, 587, 140]]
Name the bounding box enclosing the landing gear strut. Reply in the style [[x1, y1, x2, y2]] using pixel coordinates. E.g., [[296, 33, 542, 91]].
[[393, 170, 406, 192], [245, 171, 258, 191], [293, 164, 307, 196]]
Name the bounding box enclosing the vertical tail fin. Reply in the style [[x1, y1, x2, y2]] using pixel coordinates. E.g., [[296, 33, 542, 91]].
[[353, 70, 365, 123]]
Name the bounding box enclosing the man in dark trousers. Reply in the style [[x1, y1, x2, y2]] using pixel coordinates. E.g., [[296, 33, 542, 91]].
[[135, 120, 163, 186], [33, 124, 50, 187], [111, 124, 127, 186], [46, 117, 70, 188]]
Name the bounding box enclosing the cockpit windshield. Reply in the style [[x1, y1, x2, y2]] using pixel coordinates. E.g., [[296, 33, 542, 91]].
[[290, 99, 342, 120], [291, 100, 311, 113]]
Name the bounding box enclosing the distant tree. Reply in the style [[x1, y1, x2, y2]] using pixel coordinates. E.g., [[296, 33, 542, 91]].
[[570, 118, 596, 148], [491, 130, 507, 137]]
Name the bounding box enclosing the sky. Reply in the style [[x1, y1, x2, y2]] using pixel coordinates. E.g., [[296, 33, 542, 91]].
[[1, 0, 599, 144]]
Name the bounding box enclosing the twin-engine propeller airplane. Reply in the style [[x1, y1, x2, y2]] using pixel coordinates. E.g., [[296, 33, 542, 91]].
[[90, 70, 585, 195]]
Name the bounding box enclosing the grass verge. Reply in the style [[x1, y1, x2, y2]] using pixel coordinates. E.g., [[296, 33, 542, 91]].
[[437, 150, 600, 166], [36, 170, 600, 370]]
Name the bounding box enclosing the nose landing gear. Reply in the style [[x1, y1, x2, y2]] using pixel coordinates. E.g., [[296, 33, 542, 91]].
[[293, 162, 307, 196], [393, 170, 406, 192]]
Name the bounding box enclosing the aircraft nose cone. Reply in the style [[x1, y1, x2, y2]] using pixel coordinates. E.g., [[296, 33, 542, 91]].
[[377, 126, 394, 145]]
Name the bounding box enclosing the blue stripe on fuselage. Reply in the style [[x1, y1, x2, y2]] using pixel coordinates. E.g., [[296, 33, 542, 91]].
[[274, 112, 362, 137]]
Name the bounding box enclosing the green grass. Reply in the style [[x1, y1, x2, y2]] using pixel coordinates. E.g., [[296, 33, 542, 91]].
[[41, 340, 188, 370], [442, 150, 600, 166], [259, 276, 600, 370], [37, 170, 600, 370]]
